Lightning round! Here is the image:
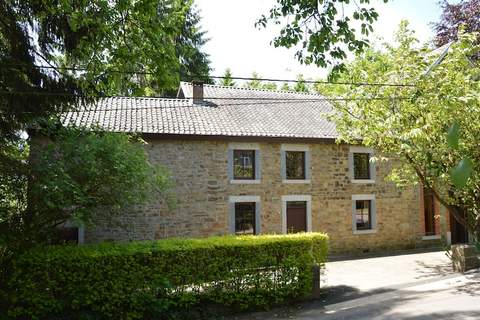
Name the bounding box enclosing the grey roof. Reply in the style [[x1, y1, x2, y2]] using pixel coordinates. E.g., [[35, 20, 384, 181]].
[[62, 82, 337, 139]]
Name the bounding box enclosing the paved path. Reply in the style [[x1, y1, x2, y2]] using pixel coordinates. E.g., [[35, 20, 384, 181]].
[[323, 250, 453, 293], [230, 250, 480, 320]]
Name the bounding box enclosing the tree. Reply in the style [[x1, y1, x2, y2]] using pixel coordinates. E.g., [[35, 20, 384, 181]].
[[434, 0, 480, 47], [244, 72, 279, 90], [0, 1, 197, 250], [327, 22, 480, 237], [1, 0, 210, 147], [281, 82, 291, 91], [262, 82, 278, 90], [220, 68, 236, 86], [176, 3, 212, 86], [256, 0, 389, 76], [1, 126, 174, 247], [293, 74, 309, 92], [245, 72, 262, 89]]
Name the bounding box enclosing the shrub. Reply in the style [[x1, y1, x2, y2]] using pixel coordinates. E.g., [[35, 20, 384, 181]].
[[6, 233, 328, 319]]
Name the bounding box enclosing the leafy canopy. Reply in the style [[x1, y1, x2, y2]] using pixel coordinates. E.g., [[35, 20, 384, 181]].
[[2, 127, 174, 246], [1, 0, 210, 145], [327, 22, 480, 233], [256, 0, 388, 76], [0, 0, 205, 247]]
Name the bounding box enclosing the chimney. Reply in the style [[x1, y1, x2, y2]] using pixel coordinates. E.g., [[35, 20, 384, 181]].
[[192, 81, 204, 104]]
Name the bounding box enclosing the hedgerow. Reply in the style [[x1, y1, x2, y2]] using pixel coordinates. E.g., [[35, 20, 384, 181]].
[[6, 233, 328, 319]]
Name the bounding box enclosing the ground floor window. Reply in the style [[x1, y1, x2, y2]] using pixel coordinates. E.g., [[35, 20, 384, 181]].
[[355, 200, 372, 230], [352, 194, 376, 233], [234, 202, 256, 235], [229, 196, 261, 235]]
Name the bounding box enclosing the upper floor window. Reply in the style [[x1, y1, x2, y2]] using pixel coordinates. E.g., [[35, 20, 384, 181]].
[[233, 150, 255, 180], [349, 146, 375, 183], [281, 144, 310, 183], [228, 143, 261, 183], [286, 151, 306, 180], [353, 153, 371, 180]]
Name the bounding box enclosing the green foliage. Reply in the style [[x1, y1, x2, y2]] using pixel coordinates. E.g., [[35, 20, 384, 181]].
[[256, 0, 389, 76], [245, 72, 263, 89], [451, 158, 474, 189], [281, 82, 291, 91], [293, 74, 309, 92], [176, 2, 212, 87], [447, 121, 461, 149], [0, 138, 29, 224], [7, 233, 328, 319], [219, 68, 236, 86], [244, 72, 278, 90], [0, 0, 206, 246], [262, 82, 278, 90], [1, 126, 174, 248], [326, 21, 480, 234]]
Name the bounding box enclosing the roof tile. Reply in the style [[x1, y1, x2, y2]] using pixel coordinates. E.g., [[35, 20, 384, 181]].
[[62, 82, 338, 139]]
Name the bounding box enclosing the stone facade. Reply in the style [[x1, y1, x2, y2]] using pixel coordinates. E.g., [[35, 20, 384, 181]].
[[85, 138, 446, 253]]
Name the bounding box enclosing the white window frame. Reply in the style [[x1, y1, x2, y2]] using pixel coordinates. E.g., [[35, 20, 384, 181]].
[[228, 143, 261, 184], [229, 195, 261, 234], [281, 195, 312, 234], [281, 144, 311, 184], [352, 194, 377, 234], [349, 146, 376, 184]]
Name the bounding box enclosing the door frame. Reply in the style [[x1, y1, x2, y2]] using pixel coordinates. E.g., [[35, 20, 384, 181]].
[[281, 195, 312, 234]]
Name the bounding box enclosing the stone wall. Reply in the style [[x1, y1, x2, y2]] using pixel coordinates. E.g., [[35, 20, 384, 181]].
[[85, 138, 429, 253]]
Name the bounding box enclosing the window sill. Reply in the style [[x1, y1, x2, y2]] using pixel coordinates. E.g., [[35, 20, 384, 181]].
[[282, 179, 311, 184], [230, 179, 261, 184], [422, 235, 441, 240], [353, 229, 377, 235], [352, 179, 375, 184]]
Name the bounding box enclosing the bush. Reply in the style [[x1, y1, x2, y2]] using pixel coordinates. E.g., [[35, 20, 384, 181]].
[[7, 233, 328, 319]]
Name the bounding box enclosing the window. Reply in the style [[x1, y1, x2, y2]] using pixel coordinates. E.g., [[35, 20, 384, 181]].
[[233, 150, 255, 180], [234, 202, 256, 235], [229, 196, 261, 234], [353, 153, 370, 180], [281, 144, 310, 183], [352, 194, 376, 233], [355, 200, 372, 230], [286, 151, 306, 180], [228, 143, 260, 183], [349, 146, 375, 183]]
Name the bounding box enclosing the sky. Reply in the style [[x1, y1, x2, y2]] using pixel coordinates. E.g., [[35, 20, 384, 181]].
[[196, 0, 447, 80]]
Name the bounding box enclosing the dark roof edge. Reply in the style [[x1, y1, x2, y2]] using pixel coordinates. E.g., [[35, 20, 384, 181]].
[[141, 133, 340, 144]]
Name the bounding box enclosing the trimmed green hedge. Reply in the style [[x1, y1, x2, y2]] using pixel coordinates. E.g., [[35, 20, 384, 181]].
[[7, 233, 328, 319]]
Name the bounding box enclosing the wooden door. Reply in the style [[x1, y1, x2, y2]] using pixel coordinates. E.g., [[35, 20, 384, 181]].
[[423, 188, 436, 236], [286, 201, 307, 233]]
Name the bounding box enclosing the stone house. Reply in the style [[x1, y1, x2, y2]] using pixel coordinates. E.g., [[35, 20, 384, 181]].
[[63, 82, 466, 253]]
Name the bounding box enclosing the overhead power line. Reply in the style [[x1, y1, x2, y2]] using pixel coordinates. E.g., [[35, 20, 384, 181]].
[[0, 89, 411, 103], [0, 63, 416, 88]]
